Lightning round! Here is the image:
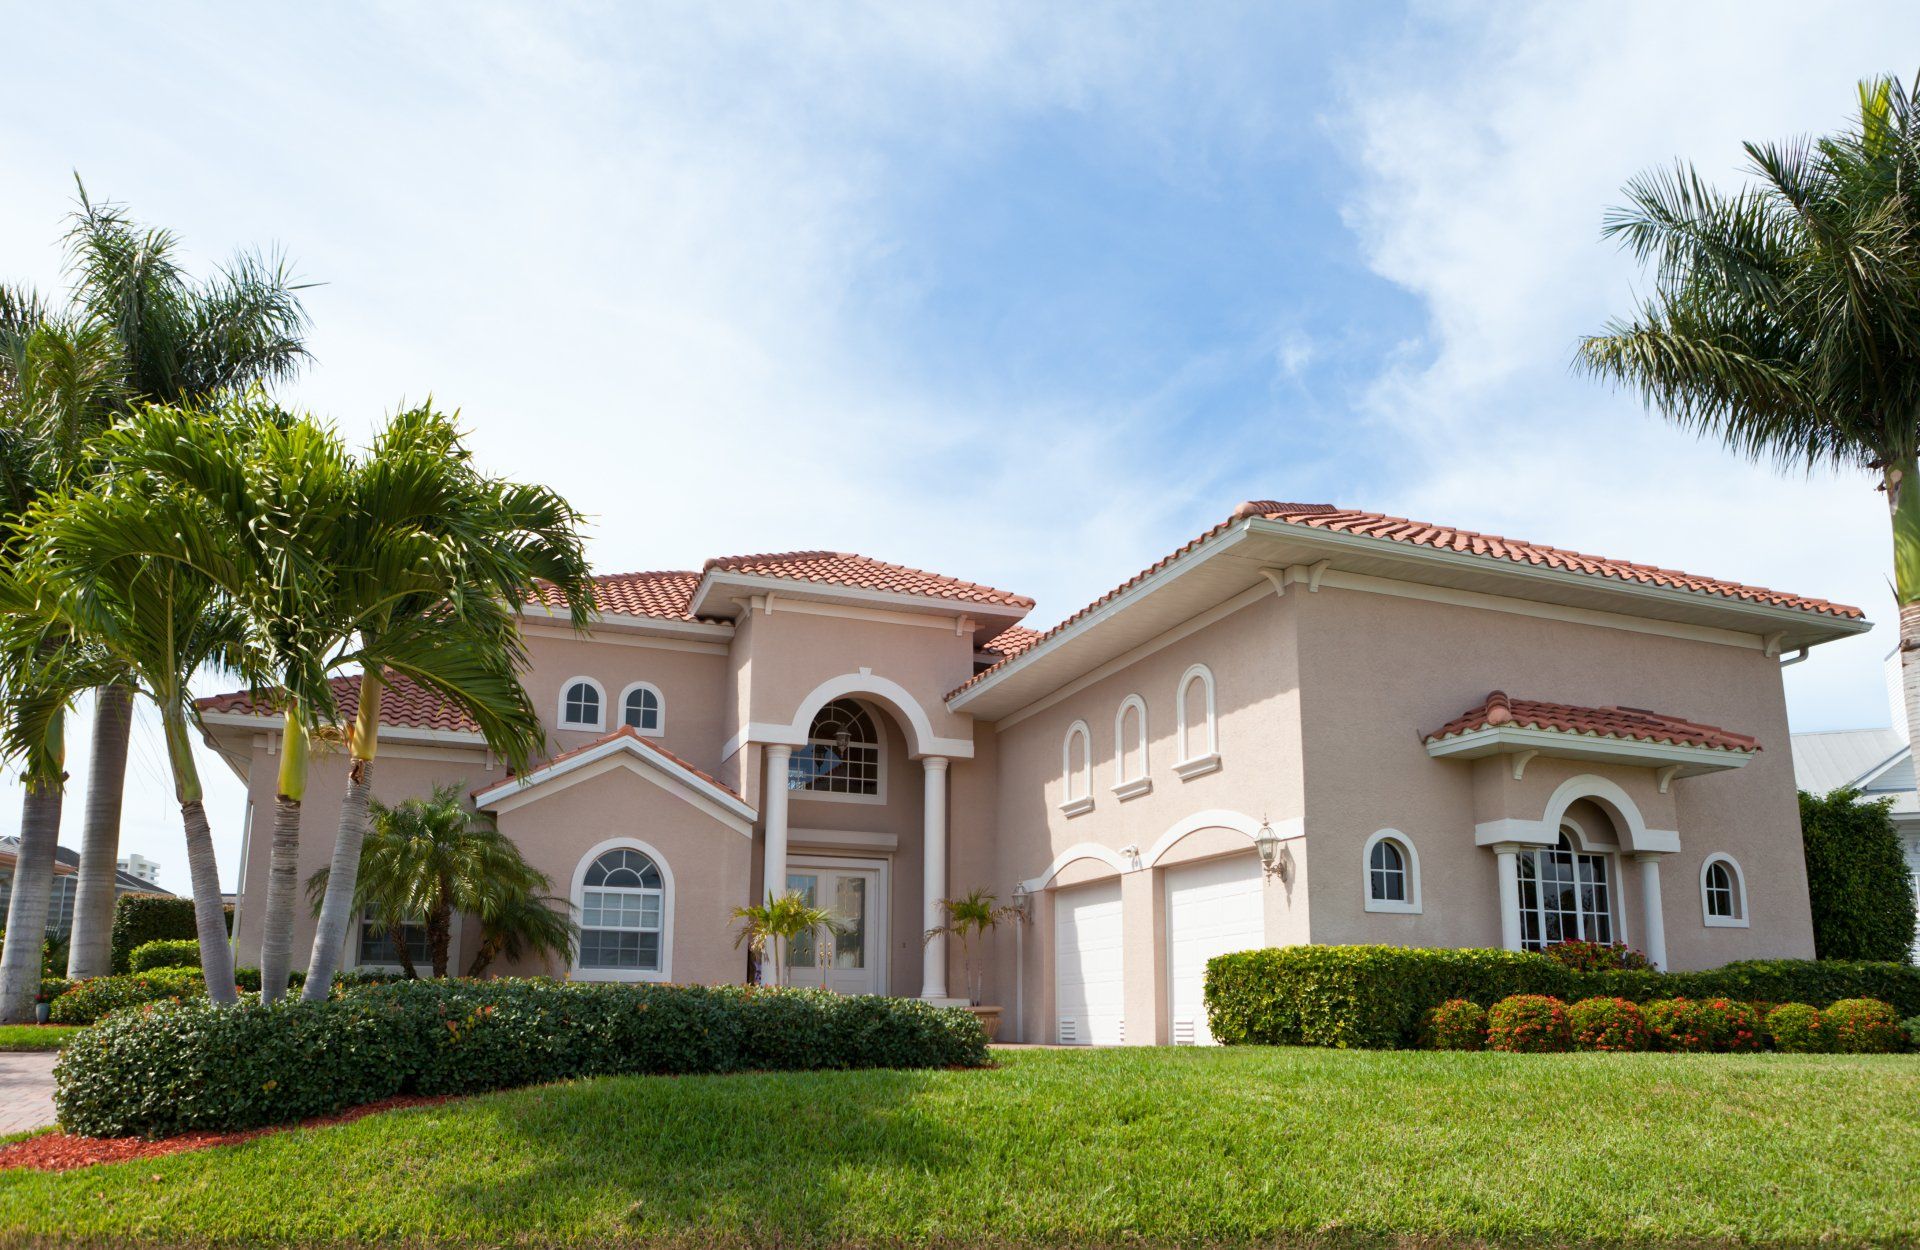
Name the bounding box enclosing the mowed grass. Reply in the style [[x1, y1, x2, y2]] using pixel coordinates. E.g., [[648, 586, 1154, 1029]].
[[1, 1047, 1916, 1247], [0, 1025, 79, 1052]]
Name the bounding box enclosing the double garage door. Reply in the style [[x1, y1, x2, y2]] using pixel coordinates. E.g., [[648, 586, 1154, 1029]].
[[1053, 854, 1263, 1046]]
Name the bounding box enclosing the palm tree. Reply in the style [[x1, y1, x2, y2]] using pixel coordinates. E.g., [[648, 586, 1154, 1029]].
[[1579, 72, 1920, 750], [731, 891, 843, 988], [924, 888, 1022, 1006], [466, 885, 576, 977], [307, 785, 567, 979], [300, 406, 594, 1000]]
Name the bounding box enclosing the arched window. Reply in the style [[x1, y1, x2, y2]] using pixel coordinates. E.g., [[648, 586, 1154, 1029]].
[[1516, 829, 1614, 950], [620, 682, 663, 735], [1174, 664, 1220, 778], [1112, 695, 1150, 799], [1700, 853, 1749, 927], [788, 699, 880, 798], [576, 844, 669, 979], [1060, 720, 1093, 816], [1363, 829, 1421, 913], [559, 677, 604, 730]]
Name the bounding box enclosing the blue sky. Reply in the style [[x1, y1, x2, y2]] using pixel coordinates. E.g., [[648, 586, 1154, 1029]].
[[2, 2, 1918, 893]]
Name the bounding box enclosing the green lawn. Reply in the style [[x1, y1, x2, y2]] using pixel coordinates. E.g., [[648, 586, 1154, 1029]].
[[1, 1047, 1916, 1247], [0, 1025, 80, 1052]]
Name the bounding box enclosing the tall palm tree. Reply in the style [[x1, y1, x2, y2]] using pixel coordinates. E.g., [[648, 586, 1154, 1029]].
[[307, 785, 568, 979], [300, 406, 594, 999], [1579, 72, 1920, 749], [48, 180, 310, 983]]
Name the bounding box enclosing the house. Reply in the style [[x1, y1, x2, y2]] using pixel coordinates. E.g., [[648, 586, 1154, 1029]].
[[1789, 651, 1920, 960], [0, 838, 171, 937], [202, 500, 1867, 1044]]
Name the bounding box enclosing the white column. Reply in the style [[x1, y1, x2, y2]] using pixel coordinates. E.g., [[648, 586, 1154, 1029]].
[[1493, 844, 1522, 952], [762, 744, 793, 907], [921, 756, 950, 1000], [1635, 853, 1668, 971]]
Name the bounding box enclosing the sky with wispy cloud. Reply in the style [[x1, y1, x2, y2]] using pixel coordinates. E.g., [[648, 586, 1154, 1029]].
[[2, 2, 1916, 893]]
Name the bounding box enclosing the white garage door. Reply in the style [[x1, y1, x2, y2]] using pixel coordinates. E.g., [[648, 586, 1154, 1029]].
[[1166, 854, 1264, 1045], [1054, 880, 1124, 1045]]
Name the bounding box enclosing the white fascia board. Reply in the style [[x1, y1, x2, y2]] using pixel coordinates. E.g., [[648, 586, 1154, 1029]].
[[197, 710, 489, 750], [688, 570, 1030, 625], [1426, 724, 1755, 774], [475, 734, 757, 828], [516, 602, 734, 641]]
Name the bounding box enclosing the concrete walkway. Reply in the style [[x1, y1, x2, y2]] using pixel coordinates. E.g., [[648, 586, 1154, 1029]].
[[0, 1052, 59, 1135]]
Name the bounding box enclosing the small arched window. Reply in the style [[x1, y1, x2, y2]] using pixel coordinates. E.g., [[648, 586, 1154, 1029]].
[[1112, 695, 1150, 799], [1060, 721, 1093, 816], [577, 845, 669, 978], [1175, 664, 1220, 779], [621, 682, 663, 735], [1363, 830, 1421, 914], [789, 698, 881, 798], [560, 678, 604, 730], [1700, 854, 1749, 928]]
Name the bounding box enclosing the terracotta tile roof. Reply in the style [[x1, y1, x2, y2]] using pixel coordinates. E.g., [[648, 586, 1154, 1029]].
[[196, 672, 482, 735], [528, 571, 703, 621], [702, 551, 1034, 609], [1425, 690, 1760, 753], [980, 625, 1043, 657], [471, 725, 745, 804], [947, 498, 1863, 701]]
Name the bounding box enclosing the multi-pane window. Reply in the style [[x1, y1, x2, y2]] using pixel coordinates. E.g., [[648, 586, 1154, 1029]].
[[623, 685, 661, 732], [1704, 860, 1738, 919], [358, 906, 431, 967], [788, 699, 880, 796], [1516, 832, 1613, 950], [579, 848, 664, 971], [1369, 839, 1407, 903], [561, 679, 601, 728]]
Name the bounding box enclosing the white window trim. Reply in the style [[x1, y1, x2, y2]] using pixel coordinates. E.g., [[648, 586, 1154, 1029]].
[[1112, 694, 1149, 790], [1699, 852, 1750, 928], [1060, 720, 1094, 816], [617, 680, 666, 737], [1174, 664, 1219, 776], [558, 676, 608, 731], [789, 699, 887, 807], [570, 836, 675, 983], [1362, 828, 1422, 914]]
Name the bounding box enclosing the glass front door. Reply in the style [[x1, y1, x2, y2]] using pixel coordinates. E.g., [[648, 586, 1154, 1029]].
[[784, 861, 883, 995]]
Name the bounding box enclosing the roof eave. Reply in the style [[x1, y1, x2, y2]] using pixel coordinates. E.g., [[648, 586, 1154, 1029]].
[[687, 569, 1033, 625], [1424, 724, 1756, 776]]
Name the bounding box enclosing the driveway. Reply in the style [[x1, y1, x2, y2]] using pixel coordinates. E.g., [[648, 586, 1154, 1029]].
[[0, 1052, 58, 1135]]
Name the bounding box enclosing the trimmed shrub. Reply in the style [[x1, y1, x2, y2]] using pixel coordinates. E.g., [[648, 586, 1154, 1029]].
[[1544, 940, 1652, 972], [1643, 998, 1760, 1052], [1566, 997, 1648, 1051], [50, 970, 205, 1025], [1905, 1015, 1920, 1050], [1422, 999, 1487, 1050], [1799, 789, 1918, 961], [1765, 1003, 1827, 1053], [1487, 995, 1570, 1052], [1822, 998, 1903, 1053], [54, 979, 990, 1138], [110, 895, 231, 974], [129, 939, 201, 973]]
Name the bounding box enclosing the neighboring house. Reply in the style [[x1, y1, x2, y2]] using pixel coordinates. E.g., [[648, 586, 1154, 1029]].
[[201, 500, 1867, 1045], [1789, 652, 1920, 960], [0, 837, 172, 937]]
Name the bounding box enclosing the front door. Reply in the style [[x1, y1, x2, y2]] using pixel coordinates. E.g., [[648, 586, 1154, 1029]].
[[785, 860, 884, 995]]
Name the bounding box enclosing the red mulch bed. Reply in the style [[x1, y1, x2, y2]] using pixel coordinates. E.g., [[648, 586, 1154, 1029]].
[[0, 1094, 459, 1173]]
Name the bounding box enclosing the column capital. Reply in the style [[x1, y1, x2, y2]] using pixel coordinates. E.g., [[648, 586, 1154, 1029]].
[[921, 755, 950, 773], [1631, 850, 1668, 864], [763, 742, 793, 761], [1487, 841, 1526, 856]]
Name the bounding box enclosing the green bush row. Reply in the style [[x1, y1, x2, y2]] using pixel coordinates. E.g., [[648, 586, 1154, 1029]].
[[46, 967, 296, 1024], [108, 895, 229, 974], [128, 939, 202, 973], [1205, 945, 1920, 1049], [54, 979, 990, 1138], [1430, 995, 1904, 1054]]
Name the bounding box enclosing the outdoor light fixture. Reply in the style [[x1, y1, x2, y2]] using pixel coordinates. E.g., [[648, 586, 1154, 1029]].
[[1255, 817, 1283, 876], [1011, 880, 1030, 920]]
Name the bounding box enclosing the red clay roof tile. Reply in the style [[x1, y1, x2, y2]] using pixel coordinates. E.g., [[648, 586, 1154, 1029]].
[[980, 624, 1043, 657], [1425, 690, 1760, 753], [702, 551, 1034, 609], [197, 672, 481, 735], [529, 571, 703, 621]]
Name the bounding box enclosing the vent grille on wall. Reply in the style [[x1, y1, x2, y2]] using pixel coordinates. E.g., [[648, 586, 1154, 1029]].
[[1173, 1018, 1196, 1046], [1058, 1018, 1077, 1044]]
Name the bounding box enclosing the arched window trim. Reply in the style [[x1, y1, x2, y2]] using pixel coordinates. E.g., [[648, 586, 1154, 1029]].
[[1060, 720, 1094, 817], [1173, 663, 1221, 780], [1699, 853, 1750, 928], [1362, 829, 1422, 914], [789, 698, 885, 805], [1111, 694, 1152, 801], [558, 676, 607, 731], [617, 681, 666, 737], [570, 837, 675, 983]]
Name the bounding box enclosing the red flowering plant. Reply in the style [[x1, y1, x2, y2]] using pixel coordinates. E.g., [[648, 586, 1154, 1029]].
[[1541, 939, 1652, 972], [1567, 997, 1649, 1051], [1643, 997, 1762, 1052], [1486, 995, 1571, 1052], [1823, 998, 1903, 1053], [1423, 999, 1488, 1050]]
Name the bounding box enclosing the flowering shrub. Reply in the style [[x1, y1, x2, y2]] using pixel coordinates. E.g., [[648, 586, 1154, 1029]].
[[1566, 997, 1648, 1051], [1822, 998, 1903, 1053], [1422, 999, 1487, 1050], [1642, 997, 1761, 1052], [1764, 1003, 1827, 1053], [1486, 995, 1570, 1052], [1543, 940, 1653, 973]]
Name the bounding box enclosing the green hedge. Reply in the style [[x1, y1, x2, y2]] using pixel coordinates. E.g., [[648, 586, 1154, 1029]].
[[54, 979, 990, 1138], [46, 967, 289, 1025], [109, 895, 230, 974], [1800, 789, 1919, 960], [129, 939, 201, 973], [1205, 946, 1920, 1048]]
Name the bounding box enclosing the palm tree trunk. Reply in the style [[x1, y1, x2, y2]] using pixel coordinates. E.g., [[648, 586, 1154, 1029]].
[[389, 921, 417, 979], [467, 933, 501, 978], [429, 891, 453, 978], [1891, 460, 1920, 761], [257, 707, 308, 1004], [65, 682, 132, 981], [162, 705, 237, 1005], [0, 780, 64, 1023], [301, 672, 381, 1002]]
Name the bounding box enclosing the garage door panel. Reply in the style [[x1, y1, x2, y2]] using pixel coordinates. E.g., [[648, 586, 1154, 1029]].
[[1166, 855, 1263, 1046], [1054, 880, 1123, 1045]]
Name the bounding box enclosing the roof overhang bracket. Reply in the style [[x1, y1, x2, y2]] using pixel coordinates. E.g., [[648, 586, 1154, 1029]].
[[1510, 749, 1539, 781], [1656, 763, 1682, 794]]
